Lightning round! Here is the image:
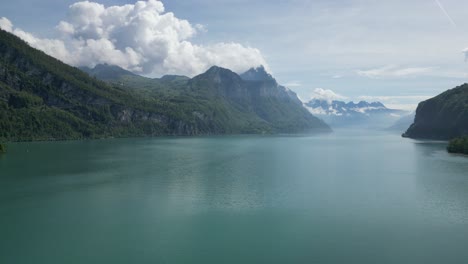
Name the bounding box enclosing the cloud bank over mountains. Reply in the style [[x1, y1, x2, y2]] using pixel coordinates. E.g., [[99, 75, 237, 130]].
[[306, 88, 429, 111], [356, 64, 468, 79], [0, 0, 267, 77], [356, 65, 435, 79]]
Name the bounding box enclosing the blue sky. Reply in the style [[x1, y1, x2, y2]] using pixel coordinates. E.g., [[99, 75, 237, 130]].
[[2, 0, 468, 109]]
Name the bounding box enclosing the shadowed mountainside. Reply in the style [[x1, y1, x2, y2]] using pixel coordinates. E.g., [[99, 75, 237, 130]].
[[403, 84, 468, 140]]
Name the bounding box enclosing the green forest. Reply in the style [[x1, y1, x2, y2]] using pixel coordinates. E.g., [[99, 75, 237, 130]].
[[447, 136, 468, 155], [0, 28, 329, 142]]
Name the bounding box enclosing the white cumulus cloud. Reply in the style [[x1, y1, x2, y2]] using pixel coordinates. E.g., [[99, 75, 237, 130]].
[[0, 17, 13, 32], [356, 65, 436, 79], [356, 95, 431, 111], [0, 0, 267, 77], [356, 64, 468, 79], [310, 88, 347, 103], [462, 47, 468, 62]]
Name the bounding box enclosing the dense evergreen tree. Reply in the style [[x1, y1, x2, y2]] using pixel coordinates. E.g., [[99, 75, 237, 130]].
[[447, 136, 468, 155]]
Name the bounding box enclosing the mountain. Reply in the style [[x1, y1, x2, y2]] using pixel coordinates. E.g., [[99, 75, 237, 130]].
[[306, 99, 389, 116], [0, 29, 329, 141], [240, 65, 275, 81], [240, 66, 304, 105], [80, 63, 190, 86], [403, 84, 468, 139], [80, 64, 190, 96], [0, 29, 209, 141], [190, 66, 330, 132], [304, 99, 406, 128], [386, 112, 415, 133], [85, 64, 331, 133], [79, 64, 138, 81]]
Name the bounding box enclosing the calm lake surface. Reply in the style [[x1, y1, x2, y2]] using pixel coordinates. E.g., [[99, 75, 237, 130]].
[[1, 131, 468, 264]]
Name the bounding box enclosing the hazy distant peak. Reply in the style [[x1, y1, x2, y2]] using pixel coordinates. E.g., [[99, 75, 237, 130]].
[[354, 101, 385, 108], [309, 99, 388, 109], [369, 102, 385, 108], [80, 63, 137, 80], [305, 98, 397, 117], [240, 65, 275, 82], [304, 97, 407, 129], [94, 64, 135, 74], [159, 75, 190, 82]]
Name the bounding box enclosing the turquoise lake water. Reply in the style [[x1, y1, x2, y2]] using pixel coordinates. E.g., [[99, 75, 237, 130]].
[[1, 131, 468, 263]]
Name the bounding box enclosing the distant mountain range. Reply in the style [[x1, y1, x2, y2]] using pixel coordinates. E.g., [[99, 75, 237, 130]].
[[404, 83, 468, 140], [0, 28, 329, 141], [304, 99, 407, 128]]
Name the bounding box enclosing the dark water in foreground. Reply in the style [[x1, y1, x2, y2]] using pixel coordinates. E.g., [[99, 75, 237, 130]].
[[1, 131, 468, 264]]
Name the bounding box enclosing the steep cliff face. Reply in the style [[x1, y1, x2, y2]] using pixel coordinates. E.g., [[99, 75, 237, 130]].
[[188, 66, 331, 132], [403, 84, 468, 139], [240, 66, 303, 104]]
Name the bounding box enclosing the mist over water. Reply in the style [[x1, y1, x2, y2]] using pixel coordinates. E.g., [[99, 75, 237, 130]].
[[1, 131, 468, 263]]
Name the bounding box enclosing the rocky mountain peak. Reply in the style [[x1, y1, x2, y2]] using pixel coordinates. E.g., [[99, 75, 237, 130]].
[[240, 65, 275, 82]]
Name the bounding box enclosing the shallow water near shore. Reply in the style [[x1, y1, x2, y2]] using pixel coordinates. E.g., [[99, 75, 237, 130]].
[[1, 131, 468, 263]]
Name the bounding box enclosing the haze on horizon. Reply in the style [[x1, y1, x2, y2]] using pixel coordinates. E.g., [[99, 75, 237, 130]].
[[1, 0, 468, 110]]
